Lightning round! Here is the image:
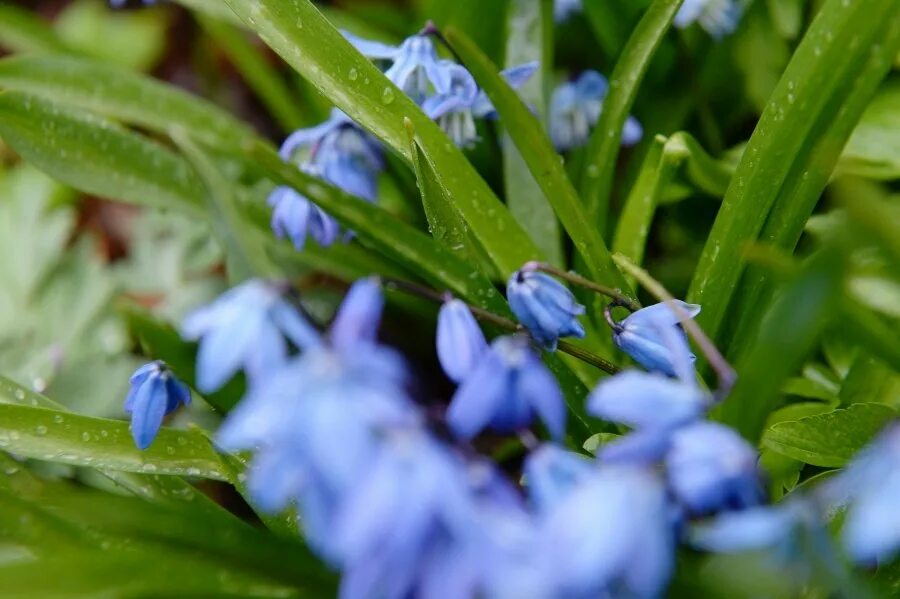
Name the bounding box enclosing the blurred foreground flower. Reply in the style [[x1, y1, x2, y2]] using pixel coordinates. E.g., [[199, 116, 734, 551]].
[[674, 0, 743, 39]]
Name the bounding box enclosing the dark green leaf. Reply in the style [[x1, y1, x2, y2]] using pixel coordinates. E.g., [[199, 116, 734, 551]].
[[762, 403, 896, 467]]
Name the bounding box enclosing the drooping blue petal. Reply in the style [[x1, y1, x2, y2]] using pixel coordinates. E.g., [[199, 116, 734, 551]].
[[507, 270, 585, 351], [330, 277, 384, 349], [436, 299, 488, 383], [666, 422, 763, 515], [470, 62, 539, 118], [524, 444, 594, 513], [123, 362, 190, 450], [688, 504, 803, 553], [674, 0, 742, 39], [342, 30, 401, 59], [587, 370, 707, 429], [516, 352, 566, 439], [446, 347, 511, 439], [612, 300, 701, 378]]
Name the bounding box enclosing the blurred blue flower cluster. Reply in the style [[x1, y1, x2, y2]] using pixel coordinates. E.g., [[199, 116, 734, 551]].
[[123, 268, 900, 597], [554, 0, 743, 39]]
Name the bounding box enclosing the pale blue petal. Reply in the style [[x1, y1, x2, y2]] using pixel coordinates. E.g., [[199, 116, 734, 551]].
[[341, 30, 400, 59], [447, 350, 510, 439], [587, 370, 707, 429], [129, 377, 168, 450], [436, 299, 488, 383], [330, 278, 383, 349]]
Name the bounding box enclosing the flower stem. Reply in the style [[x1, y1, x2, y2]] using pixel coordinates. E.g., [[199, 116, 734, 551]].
[[611, 253, 736, 396], [523, 261, 641, 312], [381, 277, 619, 375]]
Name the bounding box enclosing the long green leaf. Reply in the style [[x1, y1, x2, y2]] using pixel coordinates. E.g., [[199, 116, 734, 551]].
[[715, 247, 846, 442], [0, 54, 255, 148], [724, 16, 900, 361], [0, 91, 204, 213], [222, 0, 543, 277], [444, 26, 632, 291], [687, 0, 900, 348], [581, 0, 684, 230], [0, 4, 73, 54], [0, 403, 231, 481], [171, 128, 277, 282], [199, 16, 305, 132], [502, 0, 563, 265]]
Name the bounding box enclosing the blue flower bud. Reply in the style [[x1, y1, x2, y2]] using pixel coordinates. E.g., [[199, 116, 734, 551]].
[[507, 270, 585, 351], [267, 185, 341, 250], [666, 422, 763, 515], [611, 300, 701, 378], [436, 299, 488, 383], [124, 361, 190, 450], [447, 335, 565, 439]]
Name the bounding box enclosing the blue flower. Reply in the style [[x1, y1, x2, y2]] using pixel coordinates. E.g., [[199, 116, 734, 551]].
[[181, 280, 321, 392], [550, 70, 643, 151], [436, 298, 488, 383], [523, 444, 594, 514], [343, 31, 453, 103], [507, 268, 585, 351], [535, 465, 675, 598], [587, 370, 707, 431], [124, 361, 190, 450], [666, 422, 763, 515], [267, 184, 341, 250], [674, 0, 742, 39], [688, 502, 810, 554], [422, 62, 538, 147], [820, 422, 900, 564], [554, 0, 582, 22], [328, 277, 384, 349], [611, 300, 701, 378], [447, 335, 566, 439]]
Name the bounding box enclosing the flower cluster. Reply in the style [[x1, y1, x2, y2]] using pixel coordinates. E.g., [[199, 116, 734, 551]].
[[122, 265, 900, 597], [553, 0, 743, 39]]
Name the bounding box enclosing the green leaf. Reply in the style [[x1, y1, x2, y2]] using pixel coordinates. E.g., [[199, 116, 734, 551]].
[[198, 16, 305, 132], [172, 0, 245, 24], [688, 0, 900, 350], [0, 54, 255, 149], [839, 353, 900, 408], [0, 4, 72, 54], [762, 403, 896, 467], [715, 247, 846, 441], [502, 0, 563, 265], [580, 0, 684, 230], [0, 403, 231, 481], [582, 1, 628, 59], [839, 81, 900, 180], [222, 0, 543, 277], [170, 128, 277, 282], [444, 26, 632, 292], [0, 92, 204, 214]]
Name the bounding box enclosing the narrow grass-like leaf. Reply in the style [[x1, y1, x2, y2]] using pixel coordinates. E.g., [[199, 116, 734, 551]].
[[723, 17, 900, 363], [581, 0, 684, 230], [715, 247, 846, 442], [223, 0, 543, 277], [0, 403, 231, 482], [171, 129, 277, 282], [581, 1, 628, 59], [199, 16, 305, 132], [0, 4, 73, 54], [687, 0, 900, 348], [444, 26, 632, 291], [0, 92, 204, 213], [502, 0, 562, 265], [0, 54, 255, 148]]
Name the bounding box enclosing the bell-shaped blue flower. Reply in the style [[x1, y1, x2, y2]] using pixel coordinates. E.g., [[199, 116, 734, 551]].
[[328, 277, 384, 350], [343, 31, 453, 103], [124, 361, 191, 450], [507, 268, 585, 351], [674, 0, 742, 39], [666, 422, 763, 515], [181, 279, 321, 392], [820, 423, 900, 564], [436, 298, 488, 383], [447, 335, 565, 439], [611, 300, 701, 378], [550, 70, 643, 151], [587, 370, 707, 431], [536, 465, 675, 598], [267, 184, 341, 250], [422, 62, 538, 148]]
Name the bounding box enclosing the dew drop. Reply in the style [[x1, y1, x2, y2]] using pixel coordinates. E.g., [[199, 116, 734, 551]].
[[53, 414, 64, 424], [14, 389, 25, 401], [166, 446, 175, 455], [348, 68, 358, 81], [81, 432, 91, 442], [34, 425, 47, 436], [381, 87, 395, 105]]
